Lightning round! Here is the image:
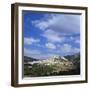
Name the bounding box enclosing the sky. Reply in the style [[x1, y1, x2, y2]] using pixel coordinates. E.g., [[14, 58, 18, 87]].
[[23, 10, 80, 59]]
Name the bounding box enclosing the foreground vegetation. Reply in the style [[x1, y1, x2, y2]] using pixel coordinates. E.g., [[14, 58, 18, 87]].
[[24, 63, 80, 77]]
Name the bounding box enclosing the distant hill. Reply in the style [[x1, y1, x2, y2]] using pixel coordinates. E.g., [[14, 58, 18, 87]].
[[64, 53, 80, 72], [24, 53, 80, 62], [64, 53, 80, 61], [24, 56, 39, 62], [64, 53, 80, 65]]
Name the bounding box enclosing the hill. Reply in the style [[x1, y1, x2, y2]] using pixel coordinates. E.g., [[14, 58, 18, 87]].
[[24, 53, 80, 77]]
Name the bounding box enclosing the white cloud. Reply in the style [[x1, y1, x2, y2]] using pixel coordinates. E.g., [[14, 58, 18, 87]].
[[57, 43, 80, 54], [32, 20, 48, 30], [75, 39, 80, 43], [36, 44, 44, 47], [24, 43, 80, 59], [45, 43, 56, 49], [24, 48, 41, 55], [70, 36, 74, 40], [24, 48, 57, 59], [24, 48, 42, 59], [32, 14, 80, 44], [73, 48, 80, 53], [42, 29, 65, 43], [61, 44, 72, 52], [32, 14, 80, 34], [24, 37, 40, 45]]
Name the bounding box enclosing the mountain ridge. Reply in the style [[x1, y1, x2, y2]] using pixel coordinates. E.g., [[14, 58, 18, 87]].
[[24, 53, 80, 62]]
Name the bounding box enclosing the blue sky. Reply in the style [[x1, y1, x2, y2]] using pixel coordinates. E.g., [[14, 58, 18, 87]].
[[23, 10, 80, 59]]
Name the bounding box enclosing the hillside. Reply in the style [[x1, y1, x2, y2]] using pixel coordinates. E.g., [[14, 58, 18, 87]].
[[24, 53, 80, 77], [24, 56, 38, 62]]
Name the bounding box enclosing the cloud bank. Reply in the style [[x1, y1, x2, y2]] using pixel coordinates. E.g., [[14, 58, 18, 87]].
[[24, 12, 80, 59]]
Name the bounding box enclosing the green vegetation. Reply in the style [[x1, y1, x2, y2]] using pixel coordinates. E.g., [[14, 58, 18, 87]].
[[24, 63, 55, 77], [24, 53, 80, 77], [24, 62, 79, 77]]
